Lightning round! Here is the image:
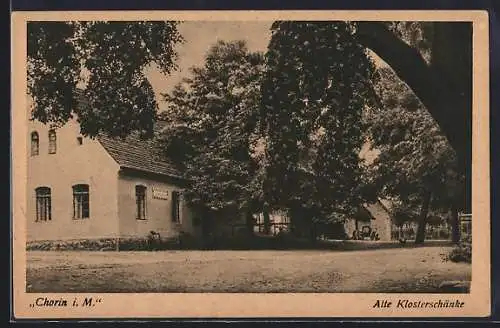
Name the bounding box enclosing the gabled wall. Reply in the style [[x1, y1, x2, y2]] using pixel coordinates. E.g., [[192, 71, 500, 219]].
[[364, 202, 392, 241], [344, 202, 393, 241], [27, 119, 120, 241]]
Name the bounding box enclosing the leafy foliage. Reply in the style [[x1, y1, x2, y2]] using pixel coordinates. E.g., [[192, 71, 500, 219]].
[[260, 21, 377, 224], [362, 22, 471, 209], [385, 22, 435, 64], [390, 203, 418, 227], [27, 21, 183, 138], [366, 66, 465, 218], [158, 40, 265, 214], [444, 235, 472, 263]]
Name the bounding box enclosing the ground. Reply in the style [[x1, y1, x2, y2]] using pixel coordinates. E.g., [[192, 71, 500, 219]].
[[26, 246, 471, 293]]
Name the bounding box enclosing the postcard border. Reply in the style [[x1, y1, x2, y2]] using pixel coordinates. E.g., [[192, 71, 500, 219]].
[[11, 10, 491, 319]]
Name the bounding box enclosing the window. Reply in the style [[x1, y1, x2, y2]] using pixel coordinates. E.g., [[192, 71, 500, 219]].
[[171, 191, 180, 223], [77, 136, 83, 145], [35, 187, 51, 221], [72, 184, 89, 219], [48, 129, 57, 154], [31, 132, 39, 156], [136, 185, 147, 220]]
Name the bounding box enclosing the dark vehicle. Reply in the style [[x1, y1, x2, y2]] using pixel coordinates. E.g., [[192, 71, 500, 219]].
[[352, 226, 380, 241]]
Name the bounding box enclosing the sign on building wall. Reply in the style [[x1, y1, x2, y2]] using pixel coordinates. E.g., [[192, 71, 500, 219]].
[[152, 187, 169, 200]]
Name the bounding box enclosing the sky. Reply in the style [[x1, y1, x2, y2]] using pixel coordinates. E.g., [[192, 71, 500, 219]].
[[145, 21, 273, 110]]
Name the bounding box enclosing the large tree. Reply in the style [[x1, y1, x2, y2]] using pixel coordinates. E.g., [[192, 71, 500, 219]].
[[28, 21, 471, 185], [261, 21, 377, 235], [27, 21, 183, 138], [355, 22, 472, 212], [366, 66, 465, 244], [28, 20, 471, 219], [158, 40, 265, 230]]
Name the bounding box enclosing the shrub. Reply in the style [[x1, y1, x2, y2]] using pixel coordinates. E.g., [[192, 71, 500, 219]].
[[178, 231, 203, 249], [444, 236, 472, 263], [27, 239, 119, 251], [117, 237, 150, 251]]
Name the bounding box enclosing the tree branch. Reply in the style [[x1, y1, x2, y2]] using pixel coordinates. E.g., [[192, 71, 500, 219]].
[[355, 22, 466, 168]]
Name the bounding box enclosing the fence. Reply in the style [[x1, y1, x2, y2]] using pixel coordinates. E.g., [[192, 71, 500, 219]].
[[391, 224, 452, 241], [459, 213, 472, 240], [221, 222, 290, 237], [253, 222, 290, 235], [223, 222, 292, 237]]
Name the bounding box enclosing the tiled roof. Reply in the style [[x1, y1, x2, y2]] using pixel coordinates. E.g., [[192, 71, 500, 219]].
[[354, 199, 392, 222], [73, 89, 182, 179], [97, 121, 183, 179]]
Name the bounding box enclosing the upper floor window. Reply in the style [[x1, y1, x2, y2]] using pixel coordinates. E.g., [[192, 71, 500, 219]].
[[48, 129, 57, 154], [136, 185, 147, 220], [30, 131, 39, 156], [35, 186, 51, 222], [72, 184, 89, 219], [171, 191, 180, 223]]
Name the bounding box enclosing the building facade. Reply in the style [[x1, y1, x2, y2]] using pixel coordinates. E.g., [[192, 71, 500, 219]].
[[344, 201, 393, 241], [26, 104, 394, 247], [27, 118, 200, 248]]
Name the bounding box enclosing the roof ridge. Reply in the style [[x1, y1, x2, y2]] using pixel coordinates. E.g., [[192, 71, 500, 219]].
[[98, 136, 182, 178], [75, 91, 182, 179]]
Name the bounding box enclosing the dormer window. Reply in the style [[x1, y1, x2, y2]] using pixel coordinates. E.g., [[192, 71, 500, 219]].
[[48, 129, 57, 154], [30, 131, 39, 156]]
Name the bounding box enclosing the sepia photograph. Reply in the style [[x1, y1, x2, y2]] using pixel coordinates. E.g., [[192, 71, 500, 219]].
[[11, 10, 490, 318]]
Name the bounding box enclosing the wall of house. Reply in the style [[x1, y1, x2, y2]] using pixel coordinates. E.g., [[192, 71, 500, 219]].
[[343, 203, 393, 241], [344, 217, 373, 239], [27, 119, 120, 241], [344, 219, 357, 239], [208, 210, 291, 238], [253, 210, 291, 235], [117, 175, 200, 240], [364, 203, 392, 241]]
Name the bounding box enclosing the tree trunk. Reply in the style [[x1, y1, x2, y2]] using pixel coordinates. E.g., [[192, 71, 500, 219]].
[[263, 202, 271, 235], [201, 208, 210, 238], [415, 191, 432, 244], [289, 207, 299, 237], [450, 205, 461, 243], [311, 223, 318, 242], [245, 210, 254, 236], [201, 209, 214, 249], [356, 22, 471, 184]]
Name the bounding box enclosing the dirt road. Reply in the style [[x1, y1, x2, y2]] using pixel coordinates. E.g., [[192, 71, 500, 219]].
[[26, 246, 471, 293]]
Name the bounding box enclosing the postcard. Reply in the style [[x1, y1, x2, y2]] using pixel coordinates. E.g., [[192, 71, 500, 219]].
[[11, 10, 490, 319]]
